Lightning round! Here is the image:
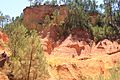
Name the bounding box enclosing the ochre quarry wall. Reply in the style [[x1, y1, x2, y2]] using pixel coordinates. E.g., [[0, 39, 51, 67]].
[[23, 5, 67, 30], [23, 5, 120, 80]]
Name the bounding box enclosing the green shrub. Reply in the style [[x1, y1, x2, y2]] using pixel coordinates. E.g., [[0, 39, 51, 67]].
[[3, 23, 49, 80], [55, 0, 90, 37], [90, 25, 117, 42]]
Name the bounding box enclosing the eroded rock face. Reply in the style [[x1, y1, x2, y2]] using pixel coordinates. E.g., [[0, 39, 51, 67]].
[[41, 35, 54, 55], [51, 34, 91, 57], [41, 34, 120, 80]]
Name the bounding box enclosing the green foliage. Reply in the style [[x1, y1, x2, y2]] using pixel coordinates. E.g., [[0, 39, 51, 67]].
[[43, 15, 51, 27], [26, 0, 120, 41], [91, 25, 117, 41], [3, 23, 49, 80], [63, 0, 89, 32], [50, 0, 57, 5], [0, 11, 11, 28], [42, 10, 59, 27], [44, 0, 51, 5], [52, 9, 59, 24]]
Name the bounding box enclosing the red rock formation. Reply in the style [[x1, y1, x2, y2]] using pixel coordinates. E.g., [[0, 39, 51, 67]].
[[0, 31, 10, 66], [23, 5, 67, 30], [49, 35, 88, 57], [23, 5, 120, 80]]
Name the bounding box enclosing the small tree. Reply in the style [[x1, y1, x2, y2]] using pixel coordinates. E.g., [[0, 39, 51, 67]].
[[4, 23, 49, 80], [0, 12, 5, 28], [34, 0, 44, 5], [50, 0, 57, 5], [44, 0, 50, 5], [28, 0, 33, 6], [103, 0, 113, 26], [99, 4, 104, 13], [0, 12, 11, 28], [91, 0, 98, 13], [63, 0, 89, 30]]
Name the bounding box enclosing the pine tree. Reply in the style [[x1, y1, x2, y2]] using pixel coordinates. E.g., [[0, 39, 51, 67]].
[[28, 0, 33, 6], [4, 23, 49, 80]]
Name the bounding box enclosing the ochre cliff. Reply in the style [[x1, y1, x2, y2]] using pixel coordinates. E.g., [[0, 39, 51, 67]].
[[23, 5, 67, 30], [23, 5, 120, 80], [41, 34, 120, 80], [23, 5, 94, 42]]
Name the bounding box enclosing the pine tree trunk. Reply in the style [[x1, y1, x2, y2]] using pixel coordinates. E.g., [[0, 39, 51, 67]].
[[27, 44, 34, 80]]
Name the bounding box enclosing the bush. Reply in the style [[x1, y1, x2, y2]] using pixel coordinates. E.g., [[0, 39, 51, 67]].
[[63, 1, 89, 31], [90, 25, 117, 42], [3, 23, 49, 80]]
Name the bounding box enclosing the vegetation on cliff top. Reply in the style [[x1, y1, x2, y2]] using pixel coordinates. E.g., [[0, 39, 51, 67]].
[[1, 0, 120, 42], [26, 0, 120, 42]]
